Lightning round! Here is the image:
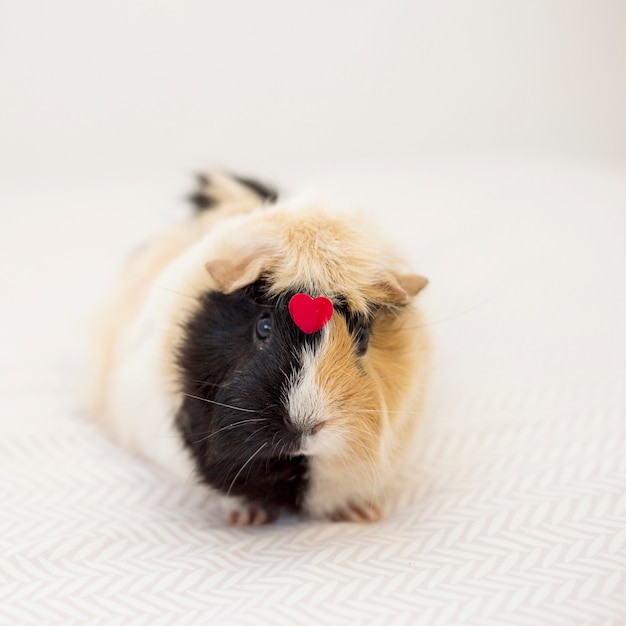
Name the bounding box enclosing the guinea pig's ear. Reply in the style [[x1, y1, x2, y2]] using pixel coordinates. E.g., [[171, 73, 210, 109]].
[[205, 256, 272, 293], [376, 272, 429, 305]]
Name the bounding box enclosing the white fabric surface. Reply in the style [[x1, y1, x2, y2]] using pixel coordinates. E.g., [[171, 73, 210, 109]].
[[2, 158, 625, 625]]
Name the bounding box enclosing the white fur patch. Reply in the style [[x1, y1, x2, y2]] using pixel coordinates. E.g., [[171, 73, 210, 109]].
[[106, 334, 195, 483], [286, 346, 325, 431], [286, 336, 344, 457]]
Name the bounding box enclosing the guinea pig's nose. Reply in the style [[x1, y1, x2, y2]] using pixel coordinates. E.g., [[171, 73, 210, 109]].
[[282, 413, 298, 433], [282, 414, 326, 436], [310, 421, 326, 435]]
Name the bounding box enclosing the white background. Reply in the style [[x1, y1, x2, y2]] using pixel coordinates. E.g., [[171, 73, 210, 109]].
[[1, 0, 625, 190]]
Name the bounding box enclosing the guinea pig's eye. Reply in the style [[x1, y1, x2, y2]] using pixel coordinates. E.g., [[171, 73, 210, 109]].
[[355, 326, 370, 356], [255, 314, 272, 341]]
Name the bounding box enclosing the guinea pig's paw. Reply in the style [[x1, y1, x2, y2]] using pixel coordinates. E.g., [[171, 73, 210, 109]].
[[329, 501, 383, 524], [221, 496, 279, 527]]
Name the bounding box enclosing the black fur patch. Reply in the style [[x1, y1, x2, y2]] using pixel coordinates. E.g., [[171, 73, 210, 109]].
[[188, 192, 216, 210], [232, 174, 279, 203], [188, 172, 278, 213], [175, 281, 323, 512]]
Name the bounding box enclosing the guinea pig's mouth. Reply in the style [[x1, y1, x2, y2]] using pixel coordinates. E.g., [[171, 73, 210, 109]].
[[270, 431, 317, 458], [283, 433, 323, 458], [276, 436, 306, 458], [274, 415, 327, 458]]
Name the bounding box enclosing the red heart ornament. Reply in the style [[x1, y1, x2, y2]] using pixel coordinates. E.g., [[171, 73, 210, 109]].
[[288, 294, 334, 334]]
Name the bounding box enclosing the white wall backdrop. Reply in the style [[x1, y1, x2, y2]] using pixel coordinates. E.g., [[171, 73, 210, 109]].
[[1, 0, 625, 189]]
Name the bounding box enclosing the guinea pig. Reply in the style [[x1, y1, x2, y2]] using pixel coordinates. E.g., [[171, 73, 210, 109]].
[[84, 170, 431, 526]]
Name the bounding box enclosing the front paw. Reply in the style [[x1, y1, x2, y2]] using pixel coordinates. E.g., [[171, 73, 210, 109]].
[[329, 501, 382, 523], [220, 496, 279, 527]]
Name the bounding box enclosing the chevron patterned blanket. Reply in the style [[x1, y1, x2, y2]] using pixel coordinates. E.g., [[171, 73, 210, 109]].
[[2, 159, 625, 625]]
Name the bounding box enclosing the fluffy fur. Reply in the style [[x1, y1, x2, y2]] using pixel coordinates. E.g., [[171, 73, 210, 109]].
[[84, 171, 432, 525]]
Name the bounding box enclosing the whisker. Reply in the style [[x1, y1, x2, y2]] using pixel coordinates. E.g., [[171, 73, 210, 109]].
[[356, 408, 424, 415], [377, 296, 499, 333], [191, 418, 267, 443], [125, 268, 197, 300], [188, 378, 231, 390], [227, 442, 268, 496], [181, 392, 257, 413]]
